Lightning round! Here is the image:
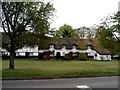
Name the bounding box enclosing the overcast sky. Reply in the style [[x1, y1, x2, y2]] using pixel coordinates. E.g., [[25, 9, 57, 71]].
[[50, 0, 119, 29]]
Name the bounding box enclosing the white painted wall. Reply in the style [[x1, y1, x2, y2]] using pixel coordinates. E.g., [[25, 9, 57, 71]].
[[94, 53, 111, 60], [15, 46, 39, 56], [16, 52, 25, 56], [1, 45, 112, 60], [16, 46, 38, 52]]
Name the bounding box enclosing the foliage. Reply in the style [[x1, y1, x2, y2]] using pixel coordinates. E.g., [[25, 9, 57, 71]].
[[78, 53, 87, 60], [72, 52, 78, 60], [112, 12, 120, 28], [96, 12, 120, 56], [99, 12, 120, 42], [56, 24, 76, 38], [111, 11, 120, 42], [1, 1, 55, 69], [64, 53, 70, 60], [32, 1, 55, 38]]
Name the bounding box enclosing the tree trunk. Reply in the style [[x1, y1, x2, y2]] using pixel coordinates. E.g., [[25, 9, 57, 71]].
[[9, 44, 15, 69], [9, 51, 15, 69]]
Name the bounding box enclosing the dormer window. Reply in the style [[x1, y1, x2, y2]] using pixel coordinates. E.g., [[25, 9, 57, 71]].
[[87, 45, 93, 49], [62, 45, 66, 49], [87, 46, 91, 49], [73, 45, 76, 49], [50, 45, 54, 49]]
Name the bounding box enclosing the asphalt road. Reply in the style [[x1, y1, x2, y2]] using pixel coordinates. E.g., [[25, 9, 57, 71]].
[[2, 76, 119, 90]]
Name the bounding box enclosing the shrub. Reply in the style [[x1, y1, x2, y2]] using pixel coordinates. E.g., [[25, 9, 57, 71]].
[[72, 52, 78, 60], [78, 53, 87, 60], [64, 53, 70, 60]]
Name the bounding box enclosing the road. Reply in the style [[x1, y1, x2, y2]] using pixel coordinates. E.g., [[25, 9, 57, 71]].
[[2, 76, 119, 90]]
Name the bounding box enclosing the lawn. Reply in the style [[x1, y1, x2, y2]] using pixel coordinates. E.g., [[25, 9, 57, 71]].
[[2, 59, 119, 79]]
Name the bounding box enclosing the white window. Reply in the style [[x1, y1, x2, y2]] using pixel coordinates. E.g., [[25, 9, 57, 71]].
[[62, 45, 66, 49], [87, 46, 91, 49], [63, 52, 65, 56], [73, 46, 76, 49], [50, 45, 54, 49], [29, 52, 33, 56], [16, 52, 19, 56]]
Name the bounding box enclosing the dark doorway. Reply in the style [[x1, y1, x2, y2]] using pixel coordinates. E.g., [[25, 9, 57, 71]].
[[69, 52, 73, 60], [25, 52, 29, 58], [38, 53, 44, 60], [56, 52, 61, 59], [44, 52, 50, 60]]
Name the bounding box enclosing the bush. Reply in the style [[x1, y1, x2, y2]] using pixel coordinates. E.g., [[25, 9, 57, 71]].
[[78, 53, 87, 60], [64, 53, 70, 60], [72, 52, 78, 60]]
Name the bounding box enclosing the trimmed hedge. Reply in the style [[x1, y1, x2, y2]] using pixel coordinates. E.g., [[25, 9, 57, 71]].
[[78, 53, 87, 60]]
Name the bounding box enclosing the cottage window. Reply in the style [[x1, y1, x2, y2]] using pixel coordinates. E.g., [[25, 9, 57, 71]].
[[63, 52, 65, 56], [95, 53, 97, 57], [73, 46, 76, 49], [50, 45, 54, 49], [2, 51, 8, 56], [29, 52, 33, 56], [62, 45, 66, 49], [16, 52, 19, 56], [2, 51, 5, 55], [87, 46, 91, 49]]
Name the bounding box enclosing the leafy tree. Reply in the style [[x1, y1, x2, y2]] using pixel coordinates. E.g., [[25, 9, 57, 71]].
[[32, 2, 55, 38], [28, 1, 55, 50], [100, 12, 120, 42], [96, 26, 113, 47], [111, 11, 120, 42], [56, 24, 76, 38], [96, 12, 120, 55], [1, 1, 55, 69], [96, 26, 120, 55], [77, 27, 90, 39]]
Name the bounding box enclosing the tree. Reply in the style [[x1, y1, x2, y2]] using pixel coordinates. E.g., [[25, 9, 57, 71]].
[[87, 26, 96, 40], [1, 1, 55, 69], [56, 24, 76, 38], [96, 26, 114, 48], [96, 12, 120, 46], [77, 27, 90, 39], [100, 12, 120, 42], [111, 11, 120, 42], [96, 25, 120, 55], [32, 2, 55, 37], [25, 2, 55, 53]]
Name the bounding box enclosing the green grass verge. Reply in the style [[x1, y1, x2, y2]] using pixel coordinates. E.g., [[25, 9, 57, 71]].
[[2, 59, 119, 79]]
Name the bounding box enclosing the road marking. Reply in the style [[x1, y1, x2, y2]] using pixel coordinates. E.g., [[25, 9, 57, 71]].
[[76, 85, 91, 89]]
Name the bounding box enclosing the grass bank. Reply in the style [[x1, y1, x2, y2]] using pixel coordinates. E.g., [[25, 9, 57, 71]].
[[2, 59, 119, 79]]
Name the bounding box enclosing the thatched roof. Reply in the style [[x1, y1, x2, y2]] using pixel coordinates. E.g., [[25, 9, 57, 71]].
[[77, 39, 112, 54], [38, 38, 80, 50], [94, 48, 112, 55], [1, 32, 112, 55]]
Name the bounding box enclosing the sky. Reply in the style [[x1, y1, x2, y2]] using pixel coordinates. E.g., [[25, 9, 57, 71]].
[[50, 0, 119, 29]]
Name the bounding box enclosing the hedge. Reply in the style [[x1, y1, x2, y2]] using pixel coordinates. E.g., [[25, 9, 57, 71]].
[[78, 53, 87, 60]]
